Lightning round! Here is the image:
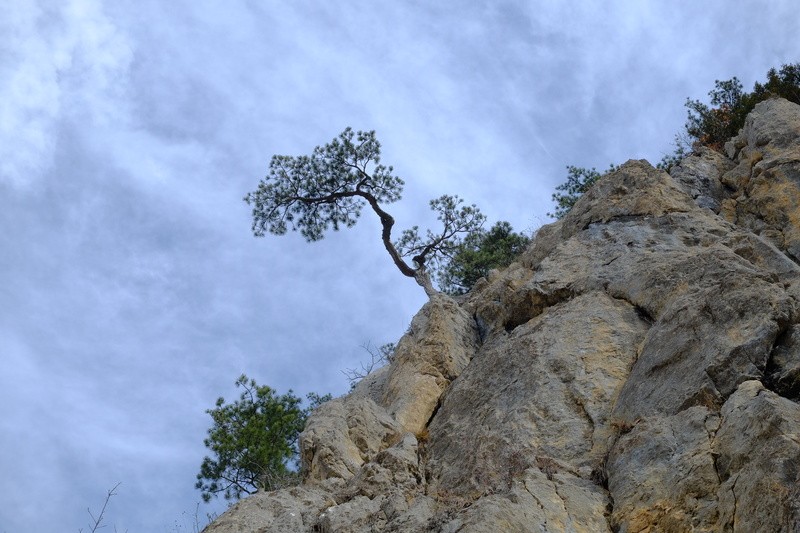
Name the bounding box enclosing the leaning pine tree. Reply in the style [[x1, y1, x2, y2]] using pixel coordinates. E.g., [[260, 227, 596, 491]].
[[244, 128, 486, 296]]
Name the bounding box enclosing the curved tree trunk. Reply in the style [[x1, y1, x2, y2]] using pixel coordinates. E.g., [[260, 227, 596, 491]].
[[414, 269, 437, 298], [363, 192, 439, 298], [286, 186, 441, 298]]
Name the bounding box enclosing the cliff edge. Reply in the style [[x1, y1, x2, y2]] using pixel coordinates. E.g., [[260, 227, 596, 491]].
[[205, 98, 800, 532]]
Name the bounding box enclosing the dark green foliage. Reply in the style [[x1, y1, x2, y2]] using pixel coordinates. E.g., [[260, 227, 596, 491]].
[[393, 195, 486, 277], [551, 63, 800, 219], [548, 164, 619, 219], [304, 391, 332, 412], [685, 63, 800, 150], [244, 128, 403, 241], [754, 63, 800, 104], [244, 128, 485, 295], [196, 375, 330, 502], [438, 221, 531, 295], [684, 77, 753, 150]]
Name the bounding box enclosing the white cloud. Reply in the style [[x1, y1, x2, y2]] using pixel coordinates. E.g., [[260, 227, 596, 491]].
[[2, 1, 799, 530], [0, 0, 132, 188]]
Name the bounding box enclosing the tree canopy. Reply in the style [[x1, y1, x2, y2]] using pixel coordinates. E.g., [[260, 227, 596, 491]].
[[195, 375, 329, 502], [245, 128, 485, 295]]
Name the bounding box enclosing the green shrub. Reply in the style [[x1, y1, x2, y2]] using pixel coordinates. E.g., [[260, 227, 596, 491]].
[[438, 221, 530, 294], [550, 63, 800, 218], [196, 375, 329, 502], [685, 63, 800, 151]]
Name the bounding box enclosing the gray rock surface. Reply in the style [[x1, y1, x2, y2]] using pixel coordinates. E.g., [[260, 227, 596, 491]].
[[204, 98, 800, 532], [606, 406, 721, 531], [427, 291, 648, 497], [381, 294, 479, 435], [670, 146, 733, 212], [299, 394, 402, 481], [713, 380, 800, 532], [722, 97, 800, 261]]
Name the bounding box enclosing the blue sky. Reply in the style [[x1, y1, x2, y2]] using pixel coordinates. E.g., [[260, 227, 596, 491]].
[[1, 1, 798, 531]]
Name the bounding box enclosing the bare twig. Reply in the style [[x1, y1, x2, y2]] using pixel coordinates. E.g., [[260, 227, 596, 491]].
[[80, 482, 121, 533], [342, 342, 395, 387]]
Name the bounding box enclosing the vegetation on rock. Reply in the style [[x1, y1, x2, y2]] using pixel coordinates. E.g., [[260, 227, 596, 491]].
[[244, 128, 486, 296], [549, 165, 619, 220], [685, 63, 800, 150], [437, 221, 531, 295], [550, 62, 800, 219], [196, 375, 329, 502]]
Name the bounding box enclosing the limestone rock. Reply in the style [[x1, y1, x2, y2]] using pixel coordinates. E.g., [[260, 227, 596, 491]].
[[436, 468, 610, 533], [204, 98, 800, 532], [201, 486, 333, 533], [316, 495, 385, 533], [299, 294, 478, 484], [713, 380, 800, 532], [427, 291, 648, 496], [338, 433, 422, 501], [766, 324, 800, 400], [670, 146, 734, 212], [299, 395, 402, 482], [606, 407, 722, 532], [381, 294, 480, 435], [721, 97, 800, 260]]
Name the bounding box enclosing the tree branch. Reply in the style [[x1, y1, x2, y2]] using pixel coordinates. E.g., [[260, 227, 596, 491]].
[[284, 188, 420, 280]]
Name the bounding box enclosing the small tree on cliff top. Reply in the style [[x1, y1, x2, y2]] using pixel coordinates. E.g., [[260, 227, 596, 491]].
[[245, 128, 486, 296], [196, 375, 330, 502]]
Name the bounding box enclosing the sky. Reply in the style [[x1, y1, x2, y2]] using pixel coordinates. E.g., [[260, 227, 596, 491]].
[[1, 1, 797, 531]]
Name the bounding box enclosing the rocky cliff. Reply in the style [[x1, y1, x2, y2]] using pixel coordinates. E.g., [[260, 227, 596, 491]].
[[205, 98, 800, 532]]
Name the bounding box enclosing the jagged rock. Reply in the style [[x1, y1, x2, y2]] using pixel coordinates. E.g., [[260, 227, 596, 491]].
[[204, 98, 800, 532], [316, 495, 385, 532], [436, 468, 610, 533], [338, 433, 422, 501], [300, 395, 402, 481], [714, 380, 800, 532], [670, 146, 734, 212], [426, 291, 648, 496], [298, 295, 478, 485], [381, 294, 480, 435], [721, 97, 800, 261], [606, 406, 722, 531], [766, 324, 800, 400], [202, 486, 333, 532]]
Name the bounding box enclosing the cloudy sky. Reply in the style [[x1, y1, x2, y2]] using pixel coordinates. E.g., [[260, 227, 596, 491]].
[[1, 1, 797, 531]]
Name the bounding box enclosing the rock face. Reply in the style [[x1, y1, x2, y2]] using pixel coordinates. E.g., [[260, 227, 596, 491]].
[[204, 98, 800, 532]]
